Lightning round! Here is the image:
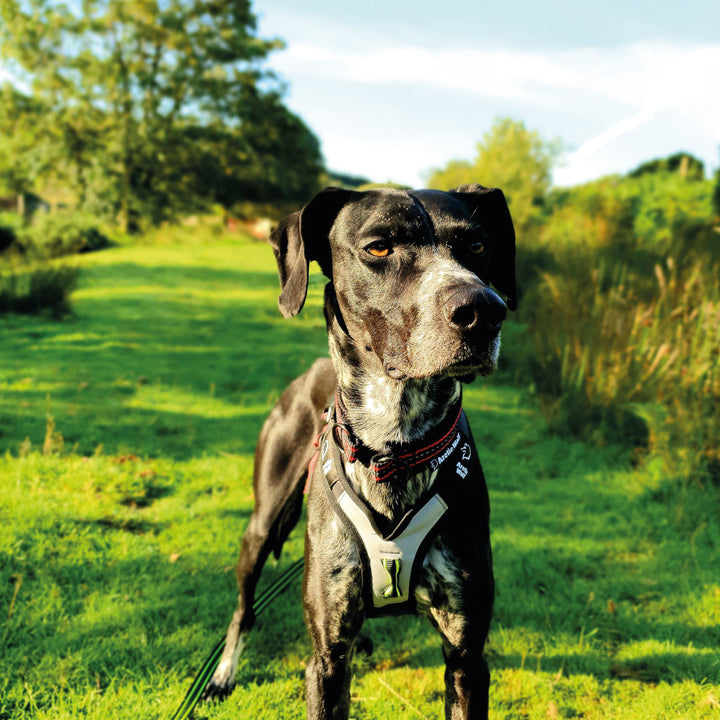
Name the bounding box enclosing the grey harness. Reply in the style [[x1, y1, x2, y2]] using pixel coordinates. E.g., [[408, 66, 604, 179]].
[[314, 407, 483, 617]]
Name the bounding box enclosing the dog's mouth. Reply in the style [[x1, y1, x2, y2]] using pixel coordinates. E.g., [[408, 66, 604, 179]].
[[382, 331, 501, 382], [444, 356, 497, 380], [442, 327, 502, 376]]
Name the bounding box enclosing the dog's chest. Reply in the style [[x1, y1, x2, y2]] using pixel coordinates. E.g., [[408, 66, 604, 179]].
[[318, 431, 481, 619]]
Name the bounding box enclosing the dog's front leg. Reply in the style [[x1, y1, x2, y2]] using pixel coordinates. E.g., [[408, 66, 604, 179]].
[[423, 542, 494, 719], [305, 641, 355, 720], [303, 564, 364, 719], [303, 494, 365, 719], [441, 640, 490, 720]]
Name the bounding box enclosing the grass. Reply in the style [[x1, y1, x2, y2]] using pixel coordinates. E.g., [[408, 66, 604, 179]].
[[1, 232, 718, 719]]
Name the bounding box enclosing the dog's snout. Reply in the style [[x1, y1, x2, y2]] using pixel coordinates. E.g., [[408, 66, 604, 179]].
[[443, 286, 507, 332]]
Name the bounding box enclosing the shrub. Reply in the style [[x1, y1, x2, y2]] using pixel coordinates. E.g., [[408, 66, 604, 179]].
[[0, 223, 16, 251], [630, 262, 720, 483], [0, 211, 22, 252], [20, 211, 112, 258], [517, 166, 720, 478], [0, 262, 79, 316]]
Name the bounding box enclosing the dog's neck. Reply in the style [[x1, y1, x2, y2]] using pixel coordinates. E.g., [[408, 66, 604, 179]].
[[327, 329, 461, 454], [325, 307, 465, 528], [323, 290, 467, 530]]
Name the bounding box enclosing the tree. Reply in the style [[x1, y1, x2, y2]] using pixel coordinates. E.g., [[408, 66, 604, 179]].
[[629, 152, 705, 181], [0, 84, 53, 206], [0, 0, 324, 229], [426, 118, 560, 236]]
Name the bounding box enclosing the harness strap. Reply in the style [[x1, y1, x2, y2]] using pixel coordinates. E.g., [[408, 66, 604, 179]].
[[314, 408, 482, 616], [334, 482, 448, 613]]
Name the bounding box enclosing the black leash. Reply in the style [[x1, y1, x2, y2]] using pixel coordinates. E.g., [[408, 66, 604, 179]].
[[170, 557, 305, 720]]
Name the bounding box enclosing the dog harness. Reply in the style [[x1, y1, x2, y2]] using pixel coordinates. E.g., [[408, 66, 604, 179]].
[[309, 397, 484, 616]]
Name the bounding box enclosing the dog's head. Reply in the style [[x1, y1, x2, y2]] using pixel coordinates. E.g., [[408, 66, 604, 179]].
[[270, 184, 516, 381]]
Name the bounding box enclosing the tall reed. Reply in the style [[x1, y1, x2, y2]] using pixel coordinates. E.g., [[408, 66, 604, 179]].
[[524, 251, 720, 483]]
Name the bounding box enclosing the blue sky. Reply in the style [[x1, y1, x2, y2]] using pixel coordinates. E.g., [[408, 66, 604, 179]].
[[252, 0, 720, 187]]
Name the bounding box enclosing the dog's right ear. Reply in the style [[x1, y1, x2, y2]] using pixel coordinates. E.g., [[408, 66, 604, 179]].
[[270, 187, 353, 318]]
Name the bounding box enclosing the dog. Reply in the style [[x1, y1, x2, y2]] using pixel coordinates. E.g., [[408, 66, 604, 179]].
[[203, 184, 517, 718]]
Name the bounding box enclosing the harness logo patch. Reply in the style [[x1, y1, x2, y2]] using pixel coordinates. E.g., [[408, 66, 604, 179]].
[[381, 557, 402, 598], [461, 442, 471, 460], [455, 462, 468, 478], [430, 432, 462, 471]]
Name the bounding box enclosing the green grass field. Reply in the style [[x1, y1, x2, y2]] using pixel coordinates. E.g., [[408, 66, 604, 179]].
[[1, 234, 718, 719]]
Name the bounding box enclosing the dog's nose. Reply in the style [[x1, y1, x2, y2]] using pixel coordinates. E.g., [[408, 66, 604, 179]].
[[443, 285, 507, 332]]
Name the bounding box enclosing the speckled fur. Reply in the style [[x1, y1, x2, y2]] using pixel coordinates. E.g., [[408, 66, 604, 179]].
[[205, 185, 515, 719]]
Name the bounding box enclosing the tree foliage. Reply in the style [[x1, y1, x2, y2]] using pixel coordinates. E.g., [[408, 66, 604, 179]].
[[0, 84, 53, 197], [0, 0, 324, 228], [628, 152, 705, 181], [426, 118, 561, 236]]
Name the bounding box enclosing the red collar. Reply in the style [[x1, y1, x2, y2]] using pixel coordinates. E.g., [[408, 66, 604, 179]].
[[329, 393, 464, 483]]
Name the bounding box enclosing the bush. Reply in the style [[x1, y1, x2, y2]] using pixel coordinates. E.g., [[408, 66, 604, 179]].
[[20, 211, 112, 258], [0, 211, 22, 252], [521, 247, 720, 481], [0, 223, 16, 251], [0, 262, 79, 316], [517, 166, 720, 469]]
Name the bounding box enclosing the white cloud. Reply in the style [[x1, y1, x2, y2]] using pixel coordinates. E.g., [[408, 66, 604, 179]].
[[282, 43, 581, 100], [275, 39, 720, 184], [280, 40, 720, 119], [554, 107, 719, 186]]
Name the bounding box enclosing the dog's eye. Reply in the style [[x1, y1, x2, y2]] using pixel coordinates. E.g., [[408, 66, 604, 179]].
[[365, 241, 392, 257], [469, 240, 486, 255]]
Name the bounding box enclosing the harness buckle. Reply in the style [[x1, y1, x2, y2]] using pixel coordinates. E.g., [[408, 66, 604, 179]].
[[332, 423, 358, 462]]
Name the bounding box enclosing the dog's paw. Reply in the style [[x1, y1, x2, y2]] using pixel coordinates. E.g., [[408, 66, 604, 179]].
[[201, 660, 237, 702]]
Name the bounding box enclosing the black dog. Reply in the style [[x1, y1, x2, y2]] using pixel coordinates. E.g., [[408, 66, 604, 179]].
[[204, 185, 516, 718]]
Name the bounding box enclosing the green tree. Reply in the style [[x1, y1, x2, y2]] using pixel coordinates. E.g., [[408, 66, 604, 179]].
[[427, 118, 560, 236], [0, 84, 52, 206], [629, 152, 705, 180], [0, 0, 324, 229]]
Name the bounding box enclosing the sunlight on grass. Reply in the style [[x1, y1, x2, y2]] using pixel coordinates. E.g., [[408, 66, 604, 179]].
[[125, 385, 275, 418]]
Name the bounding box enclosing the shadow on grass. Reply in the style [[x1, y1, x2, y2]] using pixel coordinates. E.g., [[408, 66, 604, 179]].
[[0, 392, 273, 457], [487, 649, 720, 686], [1, 262, 329, 458]]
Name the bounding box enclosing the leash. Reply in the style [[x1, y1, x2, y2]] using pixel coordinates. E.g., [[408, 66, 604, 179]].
[[169, 557, 305, 720]]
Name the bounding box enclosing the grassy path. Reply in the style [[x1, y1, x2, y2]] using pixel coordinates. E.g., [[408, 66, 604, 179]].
[[1, 237, 718, 719]]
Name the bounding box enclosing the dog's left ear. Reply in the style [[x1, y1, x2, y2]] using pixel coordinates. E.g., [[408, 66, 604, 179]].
[[450, 184, 517, 311], [270, 187, 353, 318]]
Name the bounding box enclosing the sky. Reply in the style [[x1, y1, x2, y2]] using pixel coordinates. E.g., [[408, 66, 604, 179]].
[[251, 0, 720, 188]]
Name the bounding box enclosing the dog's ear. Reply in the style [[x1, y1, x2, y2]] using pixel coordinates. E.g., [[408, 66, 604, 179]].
[[450, 183, 517, 311], [270, 187, 353, 318]]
